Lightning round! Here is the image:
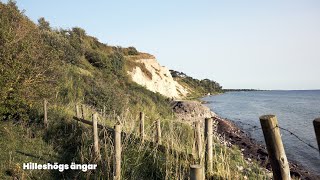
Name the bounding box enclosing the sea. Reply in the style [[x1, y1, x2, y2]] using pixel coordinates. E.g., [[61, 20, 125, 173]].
[[202, 90, 320, 175]]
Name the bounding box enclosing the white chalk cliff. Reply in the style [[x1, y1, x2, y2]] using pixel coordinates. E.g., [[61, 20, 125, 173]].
[[127, 58, 188, 99]]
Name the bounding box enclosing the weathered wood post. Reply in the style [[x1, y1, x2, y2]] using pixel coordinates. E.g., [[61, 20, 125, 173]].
[[156, 119, 161, 144], [195, 121, 202, 160], [259, 115, 291, 180], [92, 113, 100, 160], [139, 112, 145, 143], [204, 118, 213, 175], [43, 99, 48, 128], [313, 118, 320, 155], [190, 165, 203, 180], [81, 104, 85, 119], [103, 105, 106, 117], [75, 104, 81, 118], [114, 123, 121, 180]]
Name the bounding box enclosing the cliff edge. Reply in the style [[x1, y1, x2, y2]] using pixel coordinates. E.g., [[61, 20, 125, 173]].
[[127, 58, 188, 99]]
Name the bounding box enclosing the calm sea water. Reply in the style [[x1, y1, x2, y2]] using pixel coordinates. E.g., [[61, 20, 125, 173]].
[[202, 90, 320, 175]]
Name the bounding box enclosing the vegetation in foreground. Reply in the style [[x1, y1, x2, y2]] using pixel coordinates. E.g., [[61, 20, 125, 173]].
[[0, 1, 267, 179]]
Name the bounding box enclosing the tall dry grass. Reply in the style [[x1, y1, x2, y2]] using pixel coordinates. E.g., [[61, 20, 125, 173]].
[[55, 103, 269, 179]]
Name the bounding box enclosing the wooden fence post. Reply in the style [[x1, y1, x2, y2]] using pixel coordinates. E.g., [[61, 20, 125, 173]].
[[114, 123, 121, 180], [190, 165, 203, 180], [313, 118, 320, 155], [139, 112, 145, 143], [75, 104, 80, 118], [156, 119, 161, 144], [194, 121, 202, 160], [259, 115, 291, 180], [103, 105, 106, 117], [92, 113, 100, 160], [81, 104, 85, 119], [204, 118, 213, 175], [43, 99, 48, 128]]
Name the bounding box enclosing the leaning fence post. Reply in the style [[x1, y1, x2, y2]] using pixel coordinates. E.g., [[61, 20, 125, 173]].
[[43, 99, 48, 129], [190, 165, 203, 180], [204, 118, 213, 175], [156, 119, 161, 144], [259, 115, 291, 180], [313, 118, 320, 155], [139, 112, 145, 143], [92, 113, 100, 161], [114, 123, 121, 180], [195, 121, 202, 160]]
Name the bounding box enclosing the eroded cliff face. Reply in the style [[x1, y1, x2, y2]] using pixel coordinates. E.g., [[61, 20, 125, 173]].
[[127, 58, 188, 99]]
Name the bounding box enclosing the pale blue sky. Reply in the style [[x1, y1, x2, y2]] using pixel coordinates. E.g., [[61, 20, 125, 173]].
[[7, 0, 320, 90]]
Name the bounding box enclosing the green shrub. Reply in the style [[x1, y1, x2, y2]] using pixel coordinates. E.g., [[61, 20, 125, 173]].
[[85, 50, 108, 68], [0, 90, 29, 122], [122, 46, 139, 55], [41, 30, 80, 64]]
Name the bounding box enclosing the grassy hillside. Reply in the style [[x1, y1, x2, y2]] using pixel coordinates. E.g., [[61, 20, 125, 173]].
[[0, 2, 172, 178], [0, 1, 172, 123], [0, 1, 267, 179], [0, 121, 57, 179]]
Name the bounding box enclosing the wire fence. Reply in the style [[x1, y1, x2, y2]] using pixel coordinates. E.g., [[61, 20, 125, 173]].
[[215, 116, 320, 153]]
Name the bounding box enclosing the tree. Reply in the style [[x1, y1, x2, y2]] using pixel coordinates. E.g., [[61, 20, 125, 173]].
[[72, 27, 86, 38], [38, 17, 50, 31], [127, 47, 139, 55]]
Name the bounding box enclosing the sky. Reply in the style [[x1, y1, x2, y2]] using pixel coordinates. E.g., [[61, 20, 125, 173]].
[[5, 0, 320, 90]]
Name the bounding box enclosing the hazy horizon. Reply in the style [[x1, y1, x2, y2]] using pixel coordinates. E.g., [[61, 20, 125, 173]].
[[5, 0, 320, 90]]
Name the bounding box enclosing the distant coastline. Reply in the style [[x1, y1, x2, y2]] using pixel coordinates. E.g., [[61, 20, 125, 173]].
[[223, 89, 320, 92], [223, 89, 265, 92]]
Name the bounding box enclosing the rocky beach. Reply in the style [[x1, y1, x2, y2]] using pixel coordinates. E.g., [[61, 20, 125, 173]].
[[172, 99, 320, 180]]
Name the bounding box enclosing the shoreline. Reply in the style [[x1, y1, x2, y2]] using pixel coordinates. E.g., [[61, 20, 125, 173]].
[[199, 93, 320, 179], [172, 97, 319, 179], [211, 113, 320, 180]]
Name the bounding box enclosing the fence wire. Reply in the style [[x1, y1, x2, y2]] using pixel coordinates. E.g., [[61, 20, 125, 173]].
[[223, 118, 320, 153]]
